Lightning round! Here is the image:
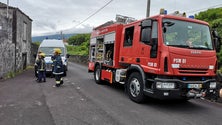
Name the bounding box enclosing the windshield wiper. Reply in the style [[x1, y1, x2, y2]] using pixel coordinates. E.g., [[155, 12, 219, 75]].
[[168, 45, 212, 50], [168, 45, 190, 48], [189, 47, 212, 50]]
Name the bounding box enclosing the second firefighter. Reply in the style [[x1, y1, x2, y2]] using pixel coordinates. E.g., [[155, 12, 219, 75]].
[[52, 48, 64, 87]]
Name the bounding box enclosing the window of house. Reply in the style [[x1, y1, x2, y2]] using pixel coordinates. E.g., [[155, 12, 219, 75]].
[[124, 26, 134, 47], [23, 22, 27, 41]]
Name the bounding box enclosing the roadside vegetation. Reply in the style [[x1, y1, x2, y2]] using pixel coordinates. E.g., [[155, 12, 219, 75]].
[[66, 33, 90, 56], [195, 8, 222, 38], [33, 41, 41, 46]]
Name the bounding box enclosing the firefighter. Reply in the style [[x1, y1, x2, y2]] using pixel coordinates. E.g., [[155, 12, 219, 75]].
[[185, 39, 193, 47], [36, 52, 46, 83], [52, 48, 64, 87], [35, 51, 42, 80]]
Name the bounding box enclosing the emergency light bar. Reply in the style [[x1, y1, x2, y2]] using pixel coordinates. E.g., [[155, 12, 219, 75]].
[[160, 8, 191, 18], [160, 8, 195, 19], [160, 8, 167, 15], [188, 15, 195, 19]]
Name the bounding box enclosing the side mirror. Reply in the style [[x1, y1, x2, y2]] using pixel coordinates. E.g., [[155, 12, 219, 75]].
[[140, 19, 153, 44], [66, 54, 70, 58], [212, 30, 221, 52], [212, 30, 219, 38], [141, 19, 152, 27], [214, 38, 221, 52], [141, 28, 151, 44]]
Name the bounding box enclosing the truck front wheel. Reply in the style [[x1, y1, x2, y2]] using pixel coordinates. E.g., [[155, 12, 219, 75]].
[[127, 72, 146, 103], [94, 65, 102, 84]]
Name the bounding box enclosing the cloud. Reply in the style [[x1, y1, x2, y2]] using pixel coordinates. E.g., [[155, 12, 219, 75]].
[[64, 24, 93, 34], [33, 20, 57, 31], [1, 0, 221, 36]]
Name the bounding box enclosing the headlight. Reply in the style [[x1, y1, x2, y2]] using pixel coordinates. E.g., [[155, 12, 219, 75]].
[[156, 82, 175, 89], [210, 82, 216, 89]]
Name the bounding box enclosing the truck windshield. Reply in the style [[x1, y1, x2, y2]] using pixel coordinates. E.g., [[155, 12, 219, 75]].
[[163, 19, 213, 50], [39, 47, 64, 56]]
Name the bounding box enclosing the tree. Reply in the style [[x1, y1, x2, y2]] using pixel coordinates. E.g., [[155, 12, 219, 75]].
[[67, 34, 90, 46], [66, 33, 90, 56], [33, 41, 41, 46], [195, 8, 222, 38]]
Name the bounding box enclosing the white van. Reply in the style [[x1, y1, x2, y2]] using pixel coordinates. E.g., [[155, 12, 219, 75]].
[[35, 39, 69, 76]]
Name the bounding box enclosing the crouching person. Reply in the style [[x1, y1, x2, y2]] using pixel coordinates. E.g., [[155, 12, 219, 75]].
[[53, 48, 64, 87]]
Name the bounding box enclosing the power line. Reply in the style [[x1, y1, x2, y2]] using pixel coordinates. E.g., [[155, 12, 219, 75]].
[[73, 0, 114, 28], [70, 1, 221, 31], [187, 4, 222, 13]]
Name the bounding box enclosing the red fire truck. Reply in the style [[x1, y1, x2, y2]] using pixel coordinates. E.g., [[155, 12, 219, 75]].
[[88, 13, 221, 103]]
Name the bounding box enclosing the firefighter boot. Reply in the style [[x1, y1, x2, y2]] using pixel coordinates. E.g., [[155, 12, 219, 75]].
[[55, 84, 60, 87], [55, 81, 61, 87], [60, 78, 63, 85]]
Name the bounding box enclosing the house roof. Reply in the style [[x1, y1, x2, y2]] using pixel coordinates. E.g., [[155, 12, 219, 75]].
[[0, 2, 32, 21]]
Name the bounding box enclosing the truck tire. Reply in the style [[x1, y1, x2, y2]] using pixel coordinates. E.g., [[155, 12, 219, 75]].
[[94, 65, 103, 84], [127, 72, 146, 103]]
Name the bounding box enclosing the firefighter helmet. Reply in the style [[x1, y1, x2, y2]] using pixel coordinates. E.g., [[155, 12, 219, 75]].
[[54, 48, 62, 54], [39, 52, 46, 58]]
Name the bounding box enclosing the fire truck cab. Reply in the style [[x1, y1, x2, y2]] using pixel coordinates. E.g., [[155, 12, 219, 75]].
[[88, 13, 220, 103]]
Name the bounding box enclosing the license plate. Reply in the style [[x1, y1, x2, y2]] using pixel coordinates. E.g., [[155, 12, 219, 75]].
[[187, 84, 202, 89]]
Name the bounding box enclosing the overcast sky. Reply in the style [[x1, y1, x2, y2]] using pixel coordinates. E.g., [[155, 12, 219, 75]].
[[0, 0, 221, 36]]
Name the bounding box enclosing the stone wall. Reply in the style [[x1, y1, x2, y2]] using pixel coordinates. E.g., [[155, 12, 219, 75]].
[[0, 7, 15, 78], [0, 40, 15, 78], [68, 55, 88, 66]]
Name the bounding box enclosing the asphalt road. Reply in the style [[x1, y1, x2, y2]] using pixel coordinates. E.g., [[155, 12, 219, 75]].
[[0, 62, 222, 125]]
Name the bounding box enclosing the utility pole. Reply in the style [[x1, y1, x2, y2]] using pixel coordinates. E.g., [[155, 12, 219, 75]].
[[60, 31, 63, 40], [6, 0, 9, 18], [6, 0, 9, 43], [146, 0, 150, 17]]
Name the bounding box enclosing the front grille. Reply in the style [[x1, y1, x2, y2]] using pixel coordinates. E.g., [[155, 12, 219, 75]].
[[46, 63, 52, 71], [178, 68, 208, 74]]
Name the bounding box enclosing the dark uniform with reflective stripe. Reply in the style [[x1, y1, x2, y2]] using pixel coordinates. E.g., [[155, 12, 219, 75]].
[[36, 58, 46, 82], [51, 55, 55, 77], [53, 55, 64, 87]]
